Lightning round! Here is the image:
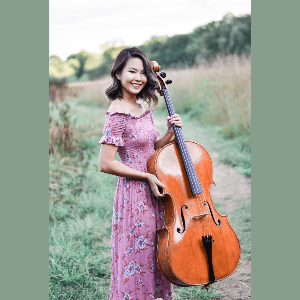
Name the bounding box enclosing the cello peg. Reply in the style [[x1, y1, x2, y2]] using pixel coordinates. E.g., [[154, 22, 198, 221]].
[[160, 71, 166, 78], [166, 79, 172, 85]]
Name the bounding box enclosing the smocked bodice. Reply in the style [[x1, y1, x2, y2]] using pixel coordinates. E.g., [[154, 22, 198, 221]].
[[99, 109, 160, 171]]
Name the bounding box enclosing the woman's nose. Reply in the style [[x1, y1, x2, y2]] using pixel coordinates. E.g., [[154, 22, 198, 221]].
[[135, 73, 141, 81]]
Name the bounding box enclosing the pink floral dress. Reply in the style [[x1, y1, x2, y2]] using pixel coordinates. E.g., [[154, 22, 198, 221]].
[[99, 109, 173, 300]]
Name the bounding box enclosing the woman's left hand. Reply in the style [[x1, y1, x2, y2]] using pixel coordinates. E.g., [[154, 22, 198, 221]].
[[167, 114, 183, 133]]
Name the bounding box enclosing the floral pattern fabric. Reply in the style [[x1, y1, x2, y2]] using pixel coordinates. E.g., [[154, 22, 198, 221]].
[[99, 109, 173, 300]]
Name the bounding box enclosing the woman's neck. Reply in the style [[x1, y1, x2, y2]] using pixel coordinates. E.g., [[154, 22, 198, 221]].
[[120, 92, 138, 105], [116, 97, 146, 116]]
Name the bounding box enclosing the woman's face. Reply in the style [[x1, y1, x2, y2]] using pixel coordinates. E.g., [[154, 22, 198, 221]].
[[116, 57, 147, 99]]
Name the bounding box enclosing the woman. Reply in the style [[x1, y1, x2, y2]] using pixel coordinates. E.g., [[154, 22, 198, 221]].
[[99, 47, 182, 300]]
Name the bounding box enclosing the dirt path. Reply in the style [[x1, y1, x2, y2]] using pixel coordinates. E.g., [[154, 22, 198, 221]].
[[210, 151, 251, 300]]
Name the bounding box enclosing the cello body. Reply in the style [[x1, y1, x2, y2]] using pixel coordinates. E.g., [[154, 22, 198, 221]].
[[147, 140, 241, 286]]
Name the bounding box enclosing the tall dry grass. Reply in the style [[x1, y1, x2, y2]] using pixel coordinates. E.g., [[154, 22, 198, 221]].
[[67, 54, 251, 138], [68, 77, 112, 108], [162, 54, 251, 138]]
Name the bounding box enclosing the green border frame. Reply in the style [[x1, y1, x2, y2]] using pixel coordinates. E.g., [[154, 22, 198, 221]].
[[1, 1, 49, 299], [1, 0, 299, 299], [252, 1, 299, 299]]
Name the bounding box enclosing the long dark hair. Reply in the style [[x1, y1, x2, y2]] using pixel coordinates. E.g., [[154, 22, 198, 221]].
[[105, 47, 159, 108]]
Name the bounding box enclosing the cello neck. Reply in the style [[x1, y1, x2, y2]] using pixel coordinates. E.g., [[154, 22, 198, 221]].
[[162, 89, 203, 195], [162, 89, 176, 117]]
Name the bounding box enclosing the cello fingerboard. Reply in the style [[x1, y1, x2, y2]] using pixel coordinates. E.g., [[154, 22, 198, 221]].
[[162, 89, 203, 195]]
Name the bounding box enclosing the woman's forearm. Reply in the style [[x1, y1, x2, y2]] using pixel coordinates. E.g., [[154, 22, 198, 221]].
[[154, 129, 175, 150], [100, 159, 149, 181]]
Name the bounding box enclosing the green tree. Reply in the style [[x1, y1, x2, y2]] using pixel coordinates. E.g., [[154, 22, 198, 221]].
[[141, 34, 194, 68], [49, 55, 76, 79], [186, 14, 251, 62], [67, 50, 90, 79], [87, 42, 126, 80]]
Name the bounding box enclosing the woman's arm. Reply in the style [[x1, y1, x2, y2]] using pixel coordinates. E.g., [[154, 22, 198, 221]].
[[154, 114, 182, 150], [99, 144, 149, 179], [154, 130, 175, 150], [99, 144, 165, 197]]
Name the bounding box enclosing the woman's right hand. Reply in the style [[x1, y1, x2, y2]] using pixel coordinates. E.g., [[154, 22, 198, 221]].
[[146, 174, 165, 198]]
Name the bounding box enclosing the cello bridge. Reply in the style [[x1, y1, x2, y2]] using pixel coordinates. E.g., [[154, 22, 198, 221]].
[[191, 213, 208, 219]]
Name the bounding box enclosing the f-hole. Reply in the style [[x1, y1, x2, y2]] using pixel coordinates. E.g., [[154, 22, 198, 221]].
[[205, 201, 221, 226], [177, 205, 188, 234]]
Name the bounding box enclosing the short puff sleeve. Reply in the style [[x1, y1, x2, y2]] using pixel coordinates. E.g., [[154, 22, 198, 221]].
[[99, 112, 127, 147]]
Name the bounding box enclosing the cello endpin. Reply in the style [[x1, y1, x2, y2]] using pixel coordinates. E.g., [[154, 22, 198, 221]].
[[202, 284, 210, 291]]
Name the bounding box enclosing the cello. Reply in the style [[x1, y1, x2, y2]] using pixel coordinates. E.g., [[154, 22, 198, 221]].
[[147, 61, 240, 288]]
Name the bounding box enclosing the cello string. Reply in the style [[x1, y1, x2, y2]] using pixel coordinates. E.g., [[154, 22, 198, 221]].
[[164, 90, 213, 237], [178, 128, 210, 236], [204, 194, 212, 237], [199, 192, 212, 237], [198, 193, 210, 237], [176, 124, 206, 217], [204, 193, 212, 237], [183, 143, 212, 236], [173, 119, 208, 235], [201, 193, 209, 236], [196, 194, 206, 235]]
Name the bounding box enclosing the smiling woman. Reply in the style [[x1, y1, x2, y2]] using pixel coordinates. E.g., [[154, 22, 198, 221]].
[[105, 47, 159, 109], [98, 47, 183, 300], [116, 58, 147, 99]]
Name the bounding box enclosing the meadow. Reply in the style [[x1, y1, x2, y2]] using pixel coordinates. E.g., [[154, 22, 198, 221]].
[[49, 54, 251, 299]]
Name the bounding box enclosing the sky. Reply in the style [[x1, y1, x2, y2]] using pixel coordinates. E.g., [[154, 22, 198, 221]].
[[50, 0, 251, 61]]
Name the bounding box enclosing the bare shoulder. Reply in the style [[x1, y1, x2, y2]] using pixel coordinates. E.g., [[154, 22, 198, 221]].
[[140, 100, 150, 112], [107, 99, 126, 114]]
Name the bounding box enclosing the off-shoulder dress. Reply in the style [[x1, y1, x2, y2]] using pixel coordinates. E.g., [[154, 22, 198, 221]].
[[99, 109, 173, 300]]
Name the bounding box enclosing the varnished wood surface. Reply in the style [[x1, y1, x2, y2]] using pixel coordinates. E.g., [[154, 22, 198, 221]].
[[147, 141, 240, 286]]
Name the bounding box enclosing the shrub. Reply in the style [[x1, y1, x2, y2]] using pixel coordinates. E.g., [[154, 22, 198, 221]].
[[49, 103, 76, 155]]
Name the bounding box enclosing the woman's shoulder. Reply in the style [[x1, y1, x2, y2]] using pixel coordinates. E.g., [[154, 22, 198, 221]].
[[107, 99, 126, 114]]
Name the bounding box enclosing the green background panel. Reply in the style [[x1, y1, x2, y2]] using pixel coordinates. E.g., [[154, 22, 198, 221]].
[[1, 0, 299, 299], [0, 1, 49, 299]]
